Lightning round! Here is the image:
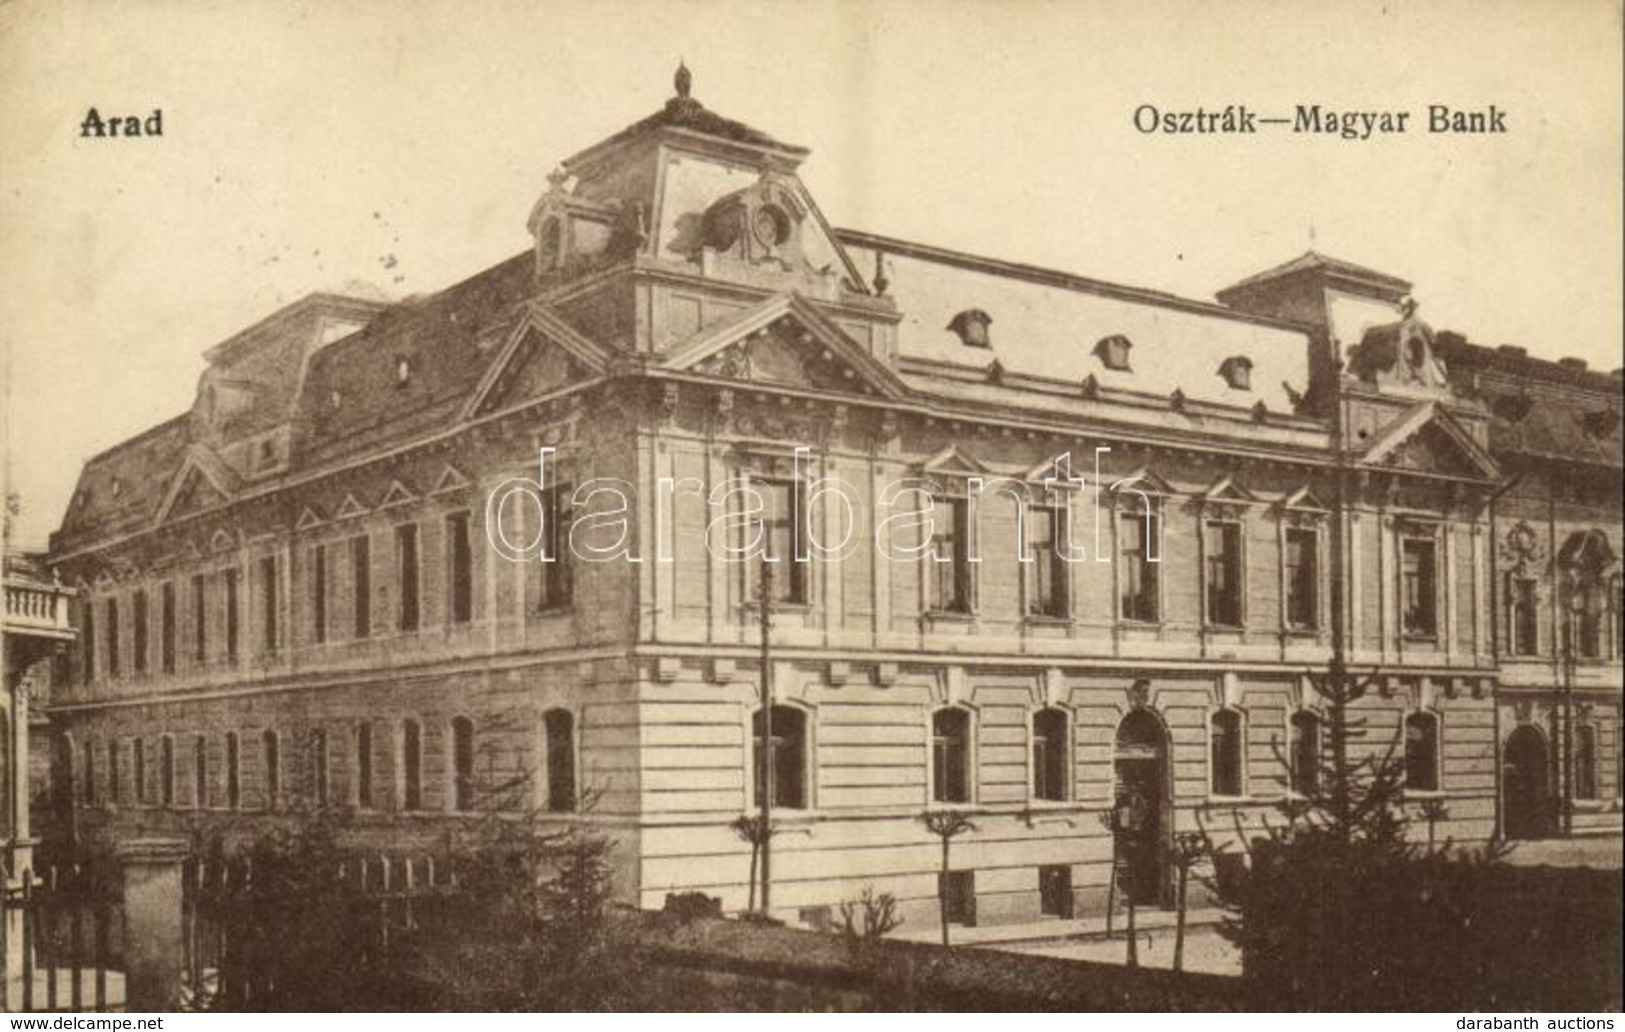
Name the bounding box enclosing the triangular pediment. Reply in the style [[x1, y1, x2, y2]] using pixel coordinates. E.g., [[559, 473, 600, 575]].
[[1110, 467, 1175, 496], [379, 479, 418, 509], [155, 447, 236, 525], [336, 493, 369, 520], [464, 305, 611, 419], [210, 529, 237, 553], [1361, 402, 1499, 480], [295, 505, 327, 530], [1200, 475, 1257, 504], [430, 464, 473, 495], [1281, 486, 1331, 511], [663, 293, 908, 401], [920, 445, 991, 479]]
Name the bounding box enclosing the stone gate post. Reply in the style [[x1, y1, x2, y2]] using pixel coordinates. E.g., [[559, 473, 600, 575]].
[[116, 838, 190, 1011]]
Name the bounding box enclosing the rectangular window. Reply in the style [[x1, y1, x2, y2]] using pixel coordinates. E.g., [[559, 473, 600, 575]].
[[753, 480, 809, 605], [930, 496, 972, 614], [133, 590, 149, 673], [226, 733, 240, 809], [446, 512, 473, 624], [133, 738, 147, 805], [931, 708, 972, 803], [351, 535, 372, 638], [311, 544, 328, 645], [356, 723, 373, 809], [1576, 725, 1598, 800], [160, 582, 176, 674], [940, 870, 976, 927], [311, 728, 329, 807], [107, 740, 120, 806], [1402, 538, 1438, 638], [395, 524, 420, 632], [83, 745, 96, 806], [105, 598, 121, 677], [1120, 512, 1160, 622], [1039, 865, 1073, 919], [160, 737, 175, 808], [193, 735, 208, 809], [259, 555, 279, 652], [1285, 528, 1319, 630], [536, 484, 573, 610], [225, 568, 241, 664], [81, 605, 96, 682], [1027, 505, 1069, 618], [1509, 576, 1538, 656], [1204, 522, 1243, 627], [191, 573, 207, 663], [262, 731, 280, 810], [403, 720, 423, 811]]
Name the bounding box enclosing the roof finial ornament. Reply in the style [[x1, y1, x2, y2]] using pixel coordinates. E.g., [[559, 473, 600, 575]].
[[675, 59, 692, 99], [1400, 295, 1419, 319]]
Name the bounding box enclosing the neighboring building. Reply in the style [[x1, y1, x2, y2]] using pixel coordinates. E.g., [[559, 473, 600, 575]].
[[40, 69, 1619, 930], [1434, 339, 1622, 838], [4, 549, 77, 881]]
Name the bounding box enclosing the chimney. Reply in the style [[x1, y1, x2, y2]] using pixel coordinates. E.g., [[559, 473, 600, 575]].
[[1497, 344, 1527, 358], [1559, 357, 1589, 373]]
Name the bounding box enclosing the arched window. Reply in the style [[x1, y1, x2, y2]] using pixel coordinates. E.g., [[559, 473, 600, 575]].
[[1032, 708, 1069, 802], [1290, 712, 1321, 796], [543, 709, 576, 813], [160, 736, 175, 808], [1404, 712, 1440, 791], [402, 719, 423, 811], [1575, 724, 1598, 800], [451, 716, 475, 812], [1210, 710, 1244, 797], [193, 734, 208, 809], [356, 722, 374, 809], [1558, 530, 1614, 659], [262, 730, 280, 810], [752, 705, 809, 810], [931, 708, 972, 804], [225, 732, 240, 809]]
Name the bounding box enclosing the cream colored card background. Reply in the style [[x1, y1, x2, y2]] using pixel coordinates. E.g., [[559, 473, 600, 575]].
[[2, 0, 1621, 547]]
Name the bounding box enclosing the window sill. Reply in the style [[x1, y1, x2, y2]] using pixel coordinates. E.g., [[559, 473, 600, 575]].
[[1023, 614, 1073, 627], [533, 604, 574, 618], [925, 609, 977, 623], [1118, 618, 1163, 629], [1207, 794, 1254, 805], [1283, 626, 1321, 637], [1402, 634, 1439, 645], [1202, 623, 1245, 633]]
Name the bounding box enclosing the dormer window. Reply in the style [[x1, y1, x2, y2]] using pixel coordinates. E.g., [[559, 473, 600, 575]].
[[947, 309, 992, 349], [1094, 334, 1133, 371], [395, 357, 413, 386], [1581, 408, 1620, 439], [1218, 355, 1254, 390], [110, 478, 124, 498]]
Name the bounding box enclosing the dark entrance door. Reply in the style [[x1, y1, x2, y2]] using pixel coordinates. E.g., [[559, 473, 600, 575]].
[[1114, 709, 1171, 906], [1504, 725, 1552, 840]]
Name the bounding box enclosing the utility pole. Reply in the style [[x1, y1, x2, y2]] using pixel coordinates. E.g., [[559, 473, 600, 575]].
[[757, 559, 775, 915], [1560, 587, 1577, 837]]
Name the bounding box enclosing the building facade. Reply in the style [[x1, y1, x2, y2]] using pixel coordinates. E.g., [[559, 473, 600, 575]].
[[41, 70, 1621, 930]]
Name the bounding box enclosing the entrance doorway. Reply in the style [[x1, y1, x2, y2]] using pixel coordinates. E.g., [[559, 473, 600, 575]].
[[1503, 724, 1552, 840], [1113, 708, 1171, 907]]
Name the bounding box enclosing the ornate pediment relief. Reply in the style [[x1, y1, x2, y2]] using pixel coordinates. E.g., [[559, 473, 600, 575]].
[[1359, 401, 1499, 481], [1348, 306, 1452, 396], [465, 307, 609, 419], [665, 293, 908, 401]]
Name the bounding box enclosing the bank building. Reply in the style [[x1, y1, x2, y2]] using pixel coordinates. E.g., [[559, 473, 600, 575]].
[[33, 68, 1621, 931]]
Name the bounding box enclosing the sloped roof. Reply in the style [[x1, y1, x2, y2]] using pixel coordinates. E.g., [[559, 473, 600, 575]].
[[295, 252, 535, 464], [1219, 250, 1412, 296]]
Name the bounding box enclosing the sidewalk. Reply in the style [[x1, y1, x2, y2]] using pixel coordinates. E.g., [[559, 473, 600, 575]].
[[893, 905, 1226, 947]]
